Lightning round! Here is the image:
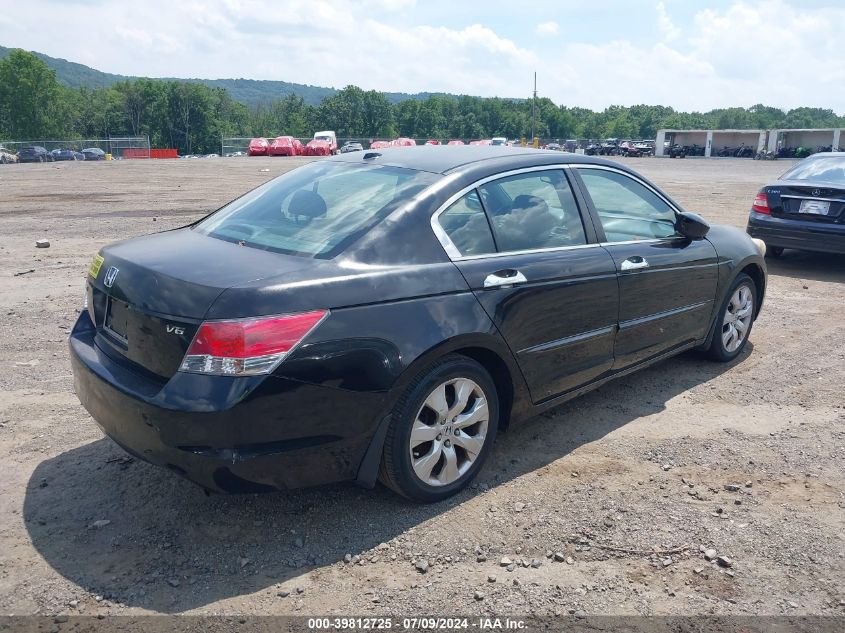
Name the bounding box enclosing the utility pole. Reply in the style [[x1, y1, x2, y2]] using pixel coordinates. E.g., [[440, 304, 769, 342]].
[[531, 72, 537, 143]]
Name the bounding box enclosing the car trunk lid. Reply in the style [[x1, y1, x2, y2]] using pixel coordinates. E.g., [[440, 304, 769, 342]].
[[89, 228, 316, 379], [766, 180, 845, 223]]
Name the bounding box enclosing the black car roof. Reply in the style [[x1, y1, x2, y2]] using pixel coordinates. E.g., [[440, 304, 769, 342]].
[[326, 145, 620, 175]]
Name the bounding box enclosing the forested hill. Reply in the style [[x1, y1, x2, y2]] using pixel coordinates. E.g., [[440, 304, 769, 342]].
[[0, 45, 453, 106], [2, 47, 842, 157]]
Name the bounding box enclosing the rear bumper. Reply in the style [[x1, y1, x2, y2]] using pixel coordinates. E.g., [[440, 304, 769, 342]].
[[69, 311, 386, 493], [747, 212, 845, 254]]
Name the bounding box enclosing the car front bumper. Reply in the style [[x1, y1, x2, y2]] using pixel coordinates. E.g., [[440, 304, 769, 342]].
[[747, 211, 845, 255], [69, 310, 386, 493]]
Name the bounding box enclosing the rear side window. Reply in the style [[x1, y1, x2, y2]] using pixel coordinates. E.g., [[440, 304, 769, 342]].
[[478, 170, 587, 252], [439, 191, 496, 256], [577, 168, 678, 241], [195, 162, 438, 258]]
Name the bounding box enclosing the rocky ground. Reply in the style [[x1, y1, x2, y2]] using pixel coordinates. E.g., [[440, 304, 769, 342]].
[[0, 155, 843, 619]]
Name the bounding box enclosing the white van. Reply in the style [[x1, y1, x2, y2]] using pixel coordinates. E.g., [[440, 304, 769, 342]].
[[313, 131, 338, 154]]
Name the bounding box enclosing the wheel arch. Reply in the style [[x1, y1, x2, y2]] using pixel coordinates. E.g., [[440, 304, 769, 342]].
[[354, 334, 530, 488], [449, 345, 516, 432], [739, 262, 766, 318], [391, 334, 528, 432], [698, 261, 765, 353]]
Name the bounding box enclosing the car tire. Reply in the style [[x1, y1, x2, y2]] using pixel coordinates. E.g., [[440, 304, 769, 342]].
[[379, 354, 498, 502], [765, 245, 784, 258], [705, 273, 757, 363]]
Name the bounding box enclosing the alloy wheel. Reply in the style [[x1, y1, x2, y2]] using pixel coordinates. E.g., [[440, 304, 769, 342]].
[[721, 284, 754, 353], [408, 377, 489, 487]]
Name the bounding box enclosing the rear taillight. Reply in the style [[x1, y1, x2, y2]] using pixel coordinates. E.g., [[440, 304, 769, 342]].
[[752, 192, 770, 214], [180, 310, 327, 376]]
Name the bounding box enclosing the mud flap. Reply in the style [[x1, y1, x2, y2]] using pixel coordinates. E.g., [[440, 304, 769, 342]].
[[354, 414, 392, 488]]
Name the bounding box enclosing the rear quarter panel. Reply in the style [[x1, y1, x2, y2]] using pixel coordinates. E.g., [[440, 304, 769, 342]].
[[275, 291, 532, 423]]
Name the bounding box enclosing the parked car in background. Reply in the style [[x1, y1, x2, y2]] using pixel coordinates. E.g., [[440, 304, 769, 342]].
[[634, 141, 655, 156], [18, 146, 53, 163], [447, 140, 465, 146], [369, 140, 391, 150], [71, 147, 766, 502], [392, 138, 416, 147], [82, 148, 106, 161], [668, 144, 687, 159], [305, 139, 332, 156], [313, 131, 338, 154], [598, 139, 619, 156], [340, 142, 364, 153], [247, 137, 270, 156], [545, 143, 562, 151], [0, 146, 19, 163], [51, 148, 85, 161], [747, 152, 845, 257], [618, 141, 642, 157], [268, 136, 300, 157], [491, 137, 507, 146], [425, 139, 441, 145], [469, 140, 492, 146]]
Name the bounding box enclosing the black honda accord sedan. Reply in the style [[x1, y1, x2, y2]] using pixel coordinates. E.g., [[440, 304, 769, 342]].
[[70, 147, 766, 502]]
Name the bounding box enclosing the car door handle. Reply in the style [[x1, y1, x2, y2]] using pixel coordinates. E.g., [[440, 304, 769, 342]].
[[620, 256, 649, 271], [483, 269, 528, 288]]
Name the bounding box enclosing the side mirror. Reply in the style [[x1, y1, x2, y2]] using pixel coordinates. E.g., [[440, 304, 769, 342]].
[[676, 211, 710, 240]]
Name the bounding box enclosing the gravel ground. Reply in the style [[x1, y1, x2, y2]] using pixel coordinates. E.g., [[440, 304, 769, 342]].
[[0, 155, 843, 618]]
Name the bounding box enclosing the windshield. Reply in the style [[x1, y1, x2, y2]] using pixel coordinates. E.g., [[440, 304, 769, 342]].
[[194, 161, 439, 258], [315, 135, 333, 142], [780, 156, 845, 183]]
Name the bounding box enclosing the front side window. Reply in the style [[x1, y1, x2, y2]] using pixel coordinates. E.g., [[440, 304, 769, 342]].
[[439, 191, 497, 256], [195, 162, 438, 258], [478, 170, 587, 252], [577, 168, 678, 241]]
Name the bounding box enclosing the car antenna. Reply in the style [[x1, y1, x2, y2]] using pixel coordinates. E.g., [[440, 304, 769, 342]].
[[363, 152, 381, 160]]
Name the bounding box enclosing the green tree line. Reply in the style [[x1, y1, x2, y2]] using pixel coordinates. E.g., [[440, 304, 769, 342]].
[[1, 49, 843, 154]]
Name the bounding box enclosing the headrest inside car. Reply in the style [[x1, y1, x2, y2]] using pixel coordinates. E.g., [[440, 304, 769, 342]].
[[288, 190, 328, 218]]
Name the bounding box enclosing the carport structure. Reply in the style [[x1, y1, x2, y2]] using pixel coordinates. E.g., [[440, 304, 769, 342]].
[[656, 129, 767, 157], [766, 128, 843, 154]]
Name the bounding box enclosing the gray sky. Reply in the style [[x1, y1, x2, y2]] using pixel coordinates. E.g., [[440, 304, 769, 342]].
[[1, 0, 843, 111]]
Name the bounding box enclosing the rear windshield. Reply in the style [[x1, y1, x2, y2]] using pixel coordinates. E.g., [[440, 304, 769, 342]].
[[780, 156, 845, 183], [194, 161, 439, 258]]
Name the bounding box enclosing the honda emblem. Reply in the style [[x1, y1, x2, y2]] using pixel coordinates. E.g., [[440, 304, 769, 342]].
[[104, 266, 119, 288]]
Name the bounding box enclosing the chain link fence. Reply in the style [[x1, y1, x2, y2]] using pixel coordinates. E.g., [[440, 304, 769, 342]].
[[0, 136, 150, 158]]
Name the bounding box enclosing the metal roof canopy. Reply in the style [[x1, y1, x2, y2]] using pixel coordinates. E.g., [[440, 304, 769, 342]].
[[656, 129, 768, 157]]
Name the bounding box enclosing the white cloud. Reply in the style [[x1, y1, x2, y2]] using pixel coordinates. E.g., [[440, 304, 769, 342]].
[[1, 0, 844, 112], [535, 21, 559, 36], [549, 0, 845, 111], [656, 2, 680, 42]]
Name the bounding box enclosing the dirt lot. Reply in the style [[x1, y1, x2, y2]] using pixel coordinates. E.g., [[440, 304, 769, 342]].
[[0, 155, 843, 619]]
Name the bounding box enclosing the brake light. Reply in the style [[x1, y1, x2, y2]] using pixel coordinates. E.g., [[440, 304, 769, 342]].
[[752, 192, 770, 214], [180, 310, 327, 376]]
